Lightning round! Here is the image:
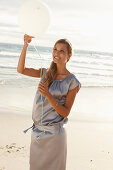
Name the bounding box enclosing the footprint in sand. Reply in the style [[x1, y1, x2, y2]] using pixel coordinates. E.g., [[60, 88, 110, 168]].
[[5, 143, 25, 153]]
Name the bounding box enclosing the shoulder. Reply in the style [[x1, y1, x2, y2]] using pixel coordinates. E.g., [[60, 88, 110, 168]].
[[68, 73, 81, 92]]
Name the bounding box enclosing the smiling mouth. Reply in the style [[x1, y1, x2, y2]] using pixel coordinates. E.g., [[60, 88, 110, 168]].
[[54, 56, 59, 59]]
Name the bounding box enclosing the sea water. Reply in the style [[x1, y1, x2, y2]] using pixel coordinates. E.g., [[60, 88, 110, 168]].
[[0, 42, 113, 88]]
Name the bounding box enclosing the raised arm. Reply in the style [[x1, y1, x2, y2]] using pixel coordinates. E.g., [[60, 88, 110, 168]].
[[17, 34, 42, 78]]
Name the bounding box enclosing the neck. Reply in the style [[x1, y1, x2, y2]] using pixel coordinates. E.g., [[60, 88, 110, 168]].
[[56, 64, 68, 75]]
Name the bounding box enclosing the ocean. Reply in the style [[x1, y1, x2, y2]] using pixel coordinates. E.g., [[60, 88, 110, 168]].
[[0, 42, 113, 88]]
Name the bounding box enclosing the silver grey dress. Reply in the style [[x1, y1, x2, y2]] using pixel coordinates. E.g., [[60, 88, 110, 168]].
[[29, 68, 81, 170]]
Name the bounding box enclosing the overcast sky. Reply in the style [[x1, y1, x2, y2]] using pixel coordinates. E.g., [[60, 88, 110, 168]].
[[0, 0, 113, 52]]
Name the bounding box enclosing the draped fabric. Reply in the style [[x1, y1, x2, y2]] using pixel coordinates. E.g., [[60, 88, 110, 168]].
[[30, 68, 81, 170]]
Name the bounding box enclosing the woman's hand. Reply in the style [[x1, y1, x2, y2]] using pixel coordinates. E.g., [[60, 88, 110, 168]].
[[24, 34, 34, 46], [38, 82, 50, 98]]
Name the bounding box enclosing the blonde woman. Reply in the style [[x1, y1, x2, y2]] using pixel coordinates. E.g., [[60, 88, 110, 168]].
[[17, 34, 81, 170]]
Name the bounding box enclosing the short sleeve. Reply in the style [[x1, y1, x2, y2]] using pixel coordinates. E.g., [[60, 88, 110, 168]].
[[69, 75, 81, 92]]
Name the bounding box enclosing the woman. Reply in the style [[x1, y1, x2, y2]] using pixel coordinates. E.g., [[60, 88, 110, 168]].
[[17, 34, 81, 170]]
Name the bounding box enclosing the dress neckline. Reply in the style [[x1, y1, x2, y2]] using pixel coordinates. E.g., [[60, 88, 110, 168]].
[[54, 73, 72, 81]]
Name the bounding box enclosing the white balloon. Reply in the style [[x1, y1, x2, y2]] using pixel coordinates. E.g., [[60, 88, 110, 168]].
[[18, 0, 51, 37]]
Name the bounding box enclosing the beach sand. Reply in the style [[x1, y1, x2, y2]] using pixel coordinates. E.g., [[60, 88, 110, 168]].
[[0, 86, 113, 170]]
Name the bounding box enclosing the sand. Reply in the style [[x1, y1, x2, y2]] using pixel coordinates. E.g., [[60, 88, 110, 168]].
[[0, 86, 113, 170]]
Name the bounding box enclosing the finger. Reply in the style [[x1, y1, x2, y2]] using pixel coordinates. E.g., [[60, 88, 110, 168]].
[[38, 88, 45, 94], [24, 34, 29, 38], [24, 36, 28, 40], [39, 82, 45, 87], [28, 40, 31, 43], [40, 82, 45, 85], [38, 89, 45, 96], [24, 34, 34, 40], [38, 86, 45, 91], [26, 35, 35, 38], [29, 36, 35, 38]]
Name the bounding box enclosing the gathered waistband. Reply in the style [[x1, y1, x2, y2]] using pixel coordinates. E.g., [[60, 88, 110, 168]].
[[33, 123, 63, 132], [23, 123, 64, 134], [24, 123, 65, 144]]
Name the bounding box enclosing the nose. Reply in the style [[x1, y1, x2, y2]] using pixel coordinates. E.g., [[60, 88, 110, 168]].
[[55, 50, 59, 55]]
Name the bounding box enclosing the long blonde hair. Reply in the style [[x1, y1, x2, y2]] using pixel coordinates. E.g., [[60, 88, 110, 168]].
[[44, 39, 72, 87]]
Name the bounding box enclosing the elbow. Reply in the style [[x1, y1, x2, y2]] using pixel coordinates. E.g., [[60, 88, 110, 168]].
[[17, 68, 24, 74], [66, 110, 70, 118], [17, 68, 20, 73], [63, 109, 70, 118]]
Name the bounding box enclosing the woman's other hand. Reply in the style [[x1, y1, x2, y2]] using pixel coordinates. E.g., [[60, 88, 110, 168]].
[[38, 82, 50, 98]]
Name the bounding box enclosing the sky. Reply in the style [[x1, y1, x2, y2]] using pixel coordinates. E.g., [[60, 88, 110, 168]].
[[0, 0, 113, 53]]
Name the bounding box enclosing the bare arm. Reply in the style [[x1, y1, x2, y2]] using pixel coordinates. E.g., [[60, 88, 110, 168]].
[[46, 86, 79, 118], [17, 34, 42, 78], [38, 82, 80, 118]]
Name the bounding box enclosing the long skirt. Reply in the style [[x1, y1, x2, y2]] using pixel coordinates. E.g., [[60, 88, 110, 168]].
[[29, 124, 67, 170]]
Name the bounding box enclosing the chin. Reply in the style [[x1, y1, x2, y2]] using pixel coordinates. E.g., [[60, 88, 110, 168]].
[[53, 59, 58, 63]]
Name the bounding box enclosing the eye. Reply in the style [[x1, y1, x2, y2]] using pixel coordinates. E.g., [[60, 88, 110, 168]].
[[60, 50, 65, 53], [59, 50, 65, 54]]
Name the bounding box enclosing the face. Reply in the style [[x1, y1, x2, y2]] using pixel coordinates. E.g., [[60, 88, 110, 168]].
[[52, 43, 71, 64]]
